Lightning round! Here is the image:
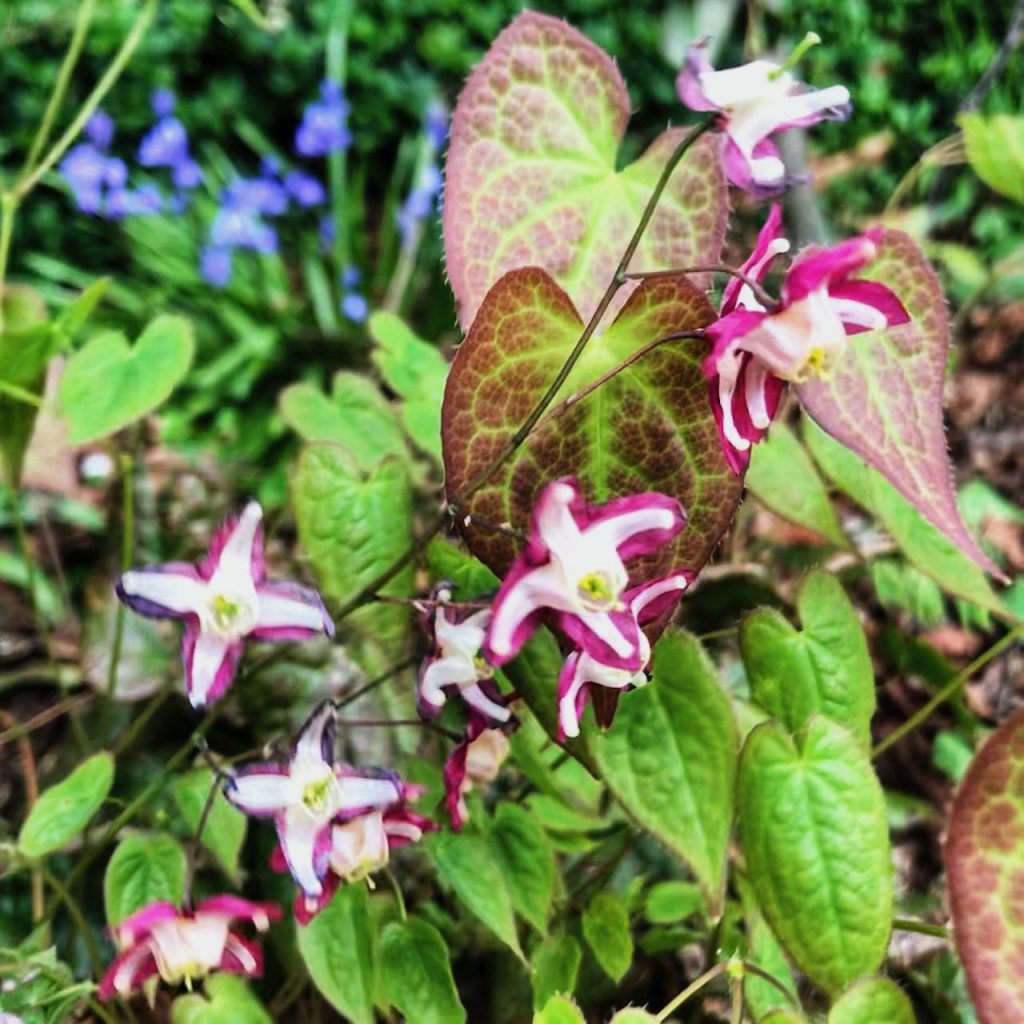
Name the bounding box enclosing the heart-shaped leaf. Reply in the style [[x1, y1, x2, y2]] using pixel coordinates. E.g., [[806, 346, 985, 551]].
[[487, 803, 556, 935], [582, 891, 633, 983], [59, 314, 194, 444], [946, 707, 1024, 1024], [531, 933, 582, 1010], [280, 371, 408, 467], [104, 833, 187, 926], [740, 571, 874, 747], [534, 996, 585, 1024], [737, 717, 891, 996], [442, 10, 726, 331], [959, 113, 1024, 205], [797, 230, 1000, 577], [379, 917, 466, 1024], [172, 974, 273, 1024], [170, 770, 246, 882], [827, 977, 915, 1024], [592, 630, 737, 913], [442, 268, 741, 580]]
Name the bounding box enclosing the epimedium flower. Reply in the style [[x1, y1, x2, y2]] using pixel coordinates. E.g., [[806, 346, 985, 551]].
[[557, 572, 694, 739], [116, 501, 334, 707], [443, 712, 513, 830], [272, 786, 435, 924], [98, 896, 279, 1000], [677, 34, 850, 195], [705, 206, 910, 473], [224, 701, 404, 900], [418, 585, 511, 724], [484, 479, 685, 671]]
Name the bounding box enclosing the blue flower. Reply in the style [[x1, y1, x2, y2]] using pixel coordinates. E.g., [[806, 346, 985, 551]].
[[138, 117, 189, 169], [152, 88, 176, 118], [106, 183, 164, 219], [85, 110, 115, 150], [59, 144, 126, 215], [341, 292, 369, 322], [283, 170, 325, 207], [341, 265, 361, 289], [210, 206, 278, 254], [425, 101, 449, 152], [200, 246, 233, 288], [319, 215, 336, 251], [172, 158, 203, 190], [222, 177, 289, 217], [295, 80, 352, 157]]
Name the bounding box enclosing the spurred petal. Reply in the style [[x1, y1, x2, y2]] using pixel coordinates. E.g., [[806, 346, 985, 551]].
[[553, 605, 643, 670], [334, 772, 403, 815], [98, 942, 159, 1000], [292, 700, 336, 771], [202, 501, 265, 584], [827, 280, 910, 334], [581, 492, 686, 563], [442, 743, 470, 830], [251, 581, 334, 641], [721, 204, 789, 314], [293, 874, 340, 926], [782, 232, 880, 303], [194, 896, 279, 931], [485, 559, 570, 665], [675, 41, 719, 112], [419, 655, 479, 713], [557, 652, 588, 740], [722, 136, 787, 195], [461, 682, 513, 723], [277, 807, 333, 897], [629, 572, 694, 625], [112, 901, 180, 946], [225, 767, 293, 817], [116, 564, 205, 620], [183, 626, 243, 707], [218, 934, 264, 978]]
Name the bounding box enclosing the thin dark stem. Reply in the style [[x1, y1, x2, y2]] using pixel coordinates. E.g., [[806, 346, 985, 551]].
[[892, 917, 949, 939], [656, 962, 729, 1022], [339, 717, 462, 741], [370, 594, 493, 610], [328, 117, 715, 624], [333, 656, 419, 708], [112, 688, 172, 757], [41, 867, 104, 978], [105, 449, 135, 727], [625, 263, 777, 310], [0, 693, 93, 748], [185, 772, 222, 907], [445, 506, 526, 541]]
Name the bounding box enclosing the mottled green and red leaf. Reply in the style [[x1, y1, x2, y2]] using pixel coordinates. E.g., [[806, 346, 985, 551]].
[[946, 707, 1024, 1024], [442, 11, 727, 331], [798, 230, 999, 576]]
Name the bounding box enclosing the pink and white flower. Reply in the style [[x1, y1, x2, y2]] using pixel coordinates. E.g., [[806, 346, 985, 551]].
[[484, 480, 685, 671], [444, 713, 513, 830], [224, 702, 403, 899], [274, 787, 435, 924], [557, 572, 693, 739], [418, 587, 510, 724], [98, 896, 279, 1000], [705, 207, 910, 472], [677, 38, 851, 194], [116, 501, 333, 707]]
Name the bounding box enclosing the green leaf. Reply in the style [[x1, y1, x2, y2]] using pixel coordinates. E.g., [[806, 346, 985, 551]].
[[746, 423, 849, 547], [297, 883, 376, 1024], [870, 558, 946, 628], [804, 418, 1006, 615], [58, 315, 194, 444], [170, 770, 246, 881], [0, 321, 58, 485], [608, 1012, 658, 1023], [369, 311, 448, 459], [740, 571, 874, 746], [581, 891, 632, 983], [797, 231, 999, 576], [737, 874, 798, 1021], [444, 11, 726, 331], [55, 277, 110, 340], [487, 804, 556, 935], [426, 538, 499, 599], [643, 881, 704, 925], [959, 113, 1024, 205], [946, 707, 1024, 1023], [827, 976, 915, 1024], [19, 751, 114, 858], [442, 269, 742, 583], [531, 933, 582, 1010], [379, 917, 466, 1024], [430, 830, 522, 957], [737, 718, 891, 996], [279, 372, 408, 467], [104, 833, 187, 926], [593, 630, 737, 912], [172, 974, 273, 1024], [533, 995, 585, 1024]]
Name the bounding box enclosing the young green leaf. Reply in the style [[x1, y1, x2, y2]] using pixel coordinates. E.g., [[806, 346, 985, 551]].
[[279, 372, 408, 467], [608, 1012, 658, 1023], [531, 933, 582, 1010], [946, 707, 1024, 1024], [804, 418, 1005, 615], [740, 571, 874, 746], [797, 232, 1000, 577], [593, 630, 737, 913], [170, 770, 246, 882], [827, 976, 915, 1024], [737, 875, 799, 1021], [745, 422, 849, 547], [104, 833, 187, 926], [171, 973, 273, 1024], [379, 917, 466, 1024], [431, 830, 523, 957], [643, 881, 704, 925], [297, 883, 376, 1024], [533, 995, 586, 1024], [737, 718, 891, 995], [487, 804, 556, 935], [442, 269, 742, 583], [425, 538, 499, 599], [59, 315, 195, 444], [959, 113, 1024, 205], [443, 11, 726, 331], [582, 891, 632, 983], [19, 751, 114, 858], [870, 558, 946, 628]]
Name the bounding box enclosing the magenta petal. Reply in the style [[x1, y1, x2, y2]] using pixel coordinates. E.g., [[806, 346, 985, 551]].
[[578, 492, 686, 563], [292, 700, 336, 768], [675, 41, 720, 113], [112, 901, 180, 944], [722, 136, 786, 196], [552, 607, 643, 671], [98, 944, 159, 1001], [201, 501, 266, 583], [722, 204, 786, 314], [218, 933, 264, 978], [293, 874, 339, 926], [556, 652, 587, 741], [483, 557, 555, 666], [628, 572, 694, 626], [251, 580, 334, 641], [443, 742, 470, 830], [703, 309, 768, 378], [783, 234, 878, 303], [194, 895, 280, 927], [828, 279, 911, 334]]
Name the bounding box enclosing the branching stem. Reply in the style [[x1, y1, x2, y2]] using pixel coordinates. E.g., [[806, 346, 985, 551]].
[[625, 263, 777, 310]]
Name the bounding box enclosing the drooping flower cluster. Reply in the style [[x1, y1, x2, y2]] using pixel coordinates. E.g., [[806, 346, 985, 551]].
[[99, 897, 279, 1001], [677, 35, 850, 195], [116, 501, 334, 707], [704, 206, 910, 472], [225, 701, 428, 916]]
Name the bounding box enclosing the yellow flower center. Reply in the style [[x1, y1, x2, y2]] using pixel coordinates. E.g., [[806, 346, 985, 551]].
[[210, 594, 242, 631], [302, 773, 334, 814], [576, 572, 622, 612]]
